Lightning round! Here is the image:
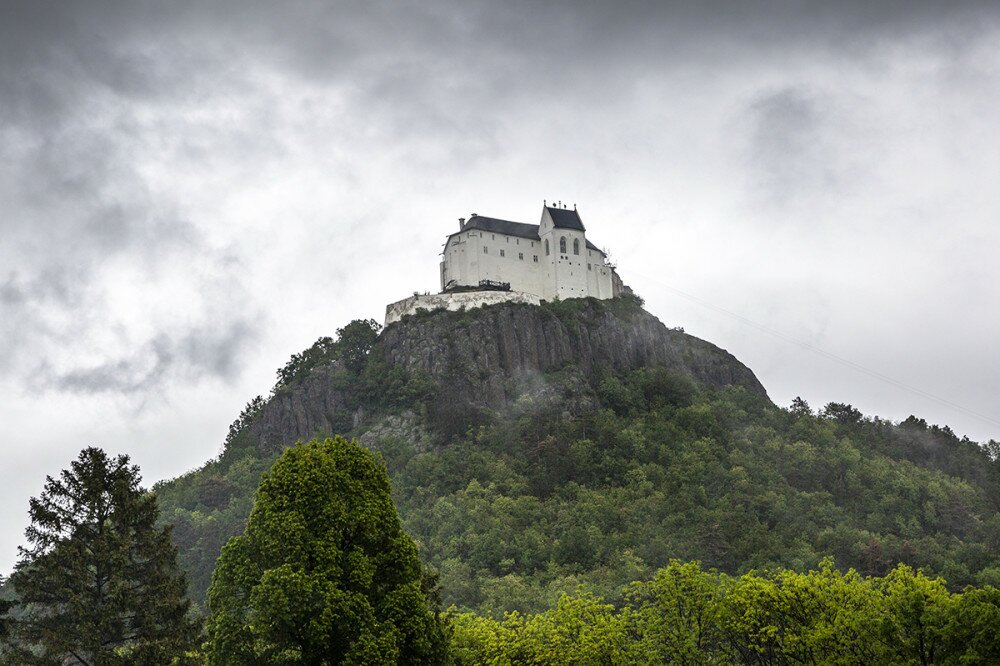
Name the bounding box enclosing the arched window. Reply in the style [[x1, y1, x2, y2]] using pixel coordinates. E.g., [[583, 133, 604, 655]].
[[559, 236, 567, 254], [545, 239, 550, 256], [573, 238, 580, 255]]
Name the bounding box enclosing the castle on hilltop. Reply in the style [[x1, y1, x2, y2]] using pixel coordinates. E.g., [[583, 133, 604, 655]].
[[386, 203, 624, 324]]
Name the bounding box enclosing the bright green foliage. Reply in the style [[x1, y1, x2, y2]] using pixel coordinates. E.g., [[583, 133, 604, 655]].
[[941, 585, 1000, 662], [721, 560, 885, 664], [5, 447, 199, 665], [877, 565, 953, 665], [205, 436, 447, 665], [449, 560, 1000, 665], [449, 592, 629, 665], [627, 560, 725, 664]]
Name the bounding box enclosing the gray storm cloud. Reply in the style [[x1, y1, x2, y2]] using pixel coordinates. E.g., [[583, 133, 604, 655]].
[[745, 88, 833, 204], [1, 0, 997, 401], [2, 0, 1000, 575], [32, 320, 256, 395]]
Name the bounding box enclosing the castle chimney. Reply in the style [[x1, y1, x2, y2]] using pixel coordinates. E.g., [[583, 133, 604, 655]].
[[458, 217, 466, 230]]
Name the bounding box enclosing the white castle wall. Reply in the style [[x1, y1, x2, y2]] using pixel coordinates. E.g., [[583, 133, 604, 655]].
[[544, 227, 590, 300], [442, 229, 548, 298], [441, 227, 615, 301], [586, 247, 615, 299], [385, 290, 542, 325]]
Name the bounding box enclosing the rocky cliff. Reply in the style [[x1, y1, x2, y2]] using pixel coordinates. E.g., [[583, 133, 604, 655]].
[[250, 298, 767, 454]]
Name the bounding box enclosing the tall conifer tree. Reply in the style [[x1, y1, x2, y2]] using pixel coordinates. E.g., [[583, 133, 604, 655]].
[[6, 447, 198, 665]]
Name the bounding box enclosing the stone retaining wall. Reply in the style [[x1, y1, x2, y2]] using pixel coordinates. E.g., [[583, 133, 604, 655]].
[[385, 290, 541, 324]]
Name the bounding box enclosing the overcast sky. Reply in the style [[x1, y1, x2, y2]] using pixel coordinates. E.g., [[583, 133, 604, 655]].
[[3, 0, 1000, 573]]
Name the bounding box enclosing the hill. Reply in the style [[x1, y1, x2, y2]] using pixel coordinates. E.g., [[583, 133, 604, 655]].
[[154, 296, 1000, 613]]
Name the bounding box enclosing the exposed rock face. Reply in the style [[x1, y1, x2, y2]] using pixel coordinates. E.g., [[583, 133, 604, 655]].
[[251, 300, 767, 454], [250, 363, 355, 454], [378, 300, 767, 409]]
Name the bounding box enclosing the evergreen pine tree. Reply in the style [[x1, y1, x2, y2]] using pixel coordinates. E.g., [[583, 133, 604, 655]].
[[206, 436, 447, 664], [6, 447, 199, 665], [0, 575, 13, 652]]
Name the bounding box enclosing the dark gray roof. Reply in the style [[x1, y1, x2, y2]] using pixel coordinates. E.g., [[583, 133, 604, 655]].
[[447, 213, 605, 255], [546, 206, 586, 231], [459, 215, 540, 240]]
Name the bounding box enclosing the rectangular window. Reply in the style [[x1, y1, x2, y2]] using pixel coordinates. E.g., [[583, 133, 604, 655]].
[[500, 249, 505, 257], [518, 252, 524, 260], [484, 246, 488, 254], [588, 263, 591, 270], [533, 255, 538, 262]]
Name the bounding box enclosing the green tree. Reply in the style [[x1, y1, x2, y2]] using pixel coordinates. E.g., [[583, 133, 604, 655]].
[[721, 560, 885, 664], [6, 447, 198, 665], [789, 396, 812, 416], [273, 320, 382, 390], [205, 436, 446, 664], [820, 402, 863, 425], [449, 592, 628, 665], [877, 564, 953, 666], [336, 319, 382, 373], [0, 575, 13, 648], [627, 560, 724, 665], [941, 585, 1000, 663]]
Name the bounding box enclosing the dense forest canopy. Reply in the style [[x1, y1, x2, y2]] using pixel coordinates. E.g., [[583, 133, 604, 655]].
[[154, 301, 1000, 616], [6, 299, 1000, 663]]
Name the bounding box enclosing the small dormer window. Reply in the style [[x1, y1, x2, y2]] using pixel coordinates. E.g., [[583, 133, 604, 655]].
[[545, 239, 550, 256], [573, 238, 580, 255], [559, 236, 567, 254]]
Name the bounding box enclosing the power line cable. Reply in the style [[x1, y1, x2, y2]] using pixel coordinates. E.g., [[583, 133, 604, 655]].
[[629, 269, 1000, 431]]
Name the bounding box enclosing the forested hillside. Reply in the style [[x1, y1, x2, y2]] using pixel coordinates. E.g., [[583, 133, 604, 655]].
[[154, 298, 1000, 614]]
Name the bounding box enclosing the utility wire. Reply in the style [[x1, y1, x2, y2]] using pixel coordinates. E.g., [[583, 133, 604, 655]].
[[629, 269, 1000, 431]]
